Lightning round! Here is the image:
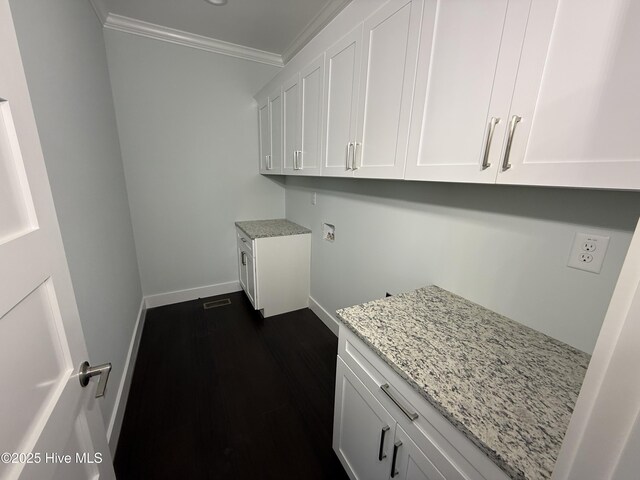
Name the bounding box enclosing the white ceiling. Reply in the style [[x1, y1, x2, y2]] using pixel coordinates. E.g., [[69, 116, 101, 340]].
[[95, 0, 348, 57]]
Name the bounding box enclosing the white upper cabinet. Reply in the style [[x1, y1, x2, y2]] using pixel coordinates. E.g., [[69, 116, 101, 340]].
[[354, 0, 423, 179], [281, 56, 324, 176], [282, 72, 300, 175], [406, 0, 530, 183], [267, 86, 283, 174], [496, 0, 640, 189], [322, 24, 363, 177], [257, 95, 271, 174], [298, 55, 324, 176]]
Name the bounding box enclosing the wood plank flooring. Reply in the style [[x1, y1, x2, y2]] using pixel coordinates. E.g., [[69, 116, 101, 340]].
[[114, 291, 349, 479]]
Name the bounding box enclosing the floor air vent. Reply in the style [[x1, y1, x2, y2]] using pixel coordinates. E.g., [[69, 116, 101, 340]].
[[203, 298, 231, 309]]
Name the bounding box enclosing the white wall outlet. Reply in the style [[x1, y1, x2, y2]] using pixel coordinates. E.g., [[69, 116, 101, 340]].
[[311, 192, 317, 205], [567, 232, 610, 273]]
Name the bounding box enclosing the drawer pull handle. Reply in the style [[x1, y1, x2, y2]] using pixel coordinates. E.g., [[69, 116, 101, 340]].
[[380, 384, 418, 421], [378, 425, 390, 461], [481, 117, 500, 170], [390, 440, 402, 478], [346, 142, 353, 170], [501, 115, 521, 171], [241, 251, 247, 266], [240, 237, 247, 243]]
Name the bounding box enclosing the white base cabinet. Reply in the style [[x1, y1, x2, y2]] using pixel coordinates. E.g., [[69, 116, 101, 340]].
[[333, 325, 510, 480], [236, 227, 311, 317]]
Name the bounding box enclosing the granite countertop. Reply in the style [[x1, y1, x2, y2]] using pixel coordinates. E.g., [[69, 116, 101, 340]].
[[235, 219, 311, 239], [336, 286, 590, 480]]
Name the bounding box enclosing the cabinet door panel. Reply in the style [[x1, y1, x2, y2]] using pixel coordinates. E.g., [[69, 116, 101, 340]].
[[355, 0, 423, 179], [283, 73, 300, 174], [406, 0, 522, 183], [268, 87, 283, 174], [322, 25, 363, 177], [498, 0, 640, 189], [334, 357, 394, 480], [258, 96, 270, 174], [298, 55, 324, 176], [246, 252, 256, 308], [394, 425, 445, 480]]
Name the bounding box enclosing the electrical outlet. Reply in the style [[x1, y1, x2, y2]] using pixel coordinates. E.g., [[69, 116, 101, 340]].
[[567, 233, 610, 274]]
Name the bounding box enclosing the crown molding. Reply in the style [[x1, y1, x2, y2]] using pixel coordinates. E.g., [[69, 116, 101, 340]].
[[103, 14, 284, 67], [89, 0, 108, 24], [281, 0, 352, 64]]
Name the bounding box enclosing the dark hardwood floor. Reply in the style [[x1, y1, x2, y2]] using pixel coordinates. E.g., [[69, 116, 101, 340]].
[[114, 291, 349, 480]]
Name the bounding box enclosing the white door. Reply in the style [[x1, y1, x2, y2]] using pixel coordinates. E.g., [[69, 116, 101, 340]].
[[405, 0, 531, 183], [392, 425, 445, 480], [354, 0, 423, 179], [282, 73, 300, 175], [322, 24, 363, 177], [496, 0, 640, 189], [0, 3, 115, 479], [333, 358, 395, 480], [297, 54, 324, 176], [257, 95, 271, 174], [268, 87, 283, 174]]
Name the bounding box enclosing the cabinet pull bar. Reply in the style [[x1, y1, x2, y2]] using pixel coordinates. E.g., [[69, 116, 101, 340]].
[[481, 117, 500, 170], [346, 142, 353, 170], [293, 151, 298, 170], [380, 384, 418, 421], [378, 425, 390, 461], [501, 115, 521, 171], [266, 154, 272, 170], [241, 251, 246, 266], [297, 150, 303, 170], [352, 142, 361, 170], [390, 440, 402, 478]]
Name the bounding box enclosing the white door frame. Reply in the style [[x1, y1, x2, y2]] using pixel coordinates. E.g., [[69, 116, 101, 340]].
[[554, 217, 640, 479]]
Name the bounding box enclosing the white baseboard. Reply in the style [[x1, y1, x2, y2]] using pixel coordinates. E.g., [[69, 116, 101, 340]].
[[144, 281, 241, 309], [107, 297, 146, 453], [309, 296, 340, 336]]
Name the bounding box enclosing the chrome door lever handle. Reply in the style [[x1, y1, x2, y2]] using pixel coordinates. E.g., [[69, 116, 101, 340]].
[[79, 361, 112, 398]]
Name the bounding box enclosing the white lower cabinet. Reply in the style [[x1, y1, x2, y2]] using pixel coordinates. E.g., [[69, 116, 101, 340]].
[[334, 357, 396, 480], [334, 325, 510, 480], [236, 228, 310, 317]]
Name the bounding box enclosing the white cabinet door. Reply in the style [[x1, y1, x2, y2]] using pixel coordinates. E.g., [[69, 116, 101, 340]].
[[238, 245, 248, 293], [496, 0, 640, 189], [405, 0, 531, 183], [334, 358, 396, 480], [267, 87, 283, 174], [282, 73, 300, 175], [354, 0, 423, 179], [392, 425, 446, 480], [322, 24, 363, 177], [245, 251, 256, 307], [257, 95, 271, 174], [297, 55, 324, 176]]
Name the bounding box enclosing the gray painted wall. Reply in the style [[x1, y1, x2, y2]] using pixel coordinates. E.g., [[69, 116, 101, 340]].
[[104, 30, 285, 297], [286, 177, 640, 353], [9, 0, 143, 432]]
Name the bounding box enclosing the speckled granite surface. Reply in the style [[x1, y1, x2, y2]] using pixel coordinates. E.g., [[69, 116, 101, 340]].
[[336, 286, 590, 480], [235, 219, 311, 239]]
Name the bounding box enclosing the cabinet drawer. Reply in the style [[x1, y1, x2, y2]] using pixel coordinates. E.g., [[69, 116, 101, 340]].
[[236, 228, 253, 256], [338, 325, 509, 480]]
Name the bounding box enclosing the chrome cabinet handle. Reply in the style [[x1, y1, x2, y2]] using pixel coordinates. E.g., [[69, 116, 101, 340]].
[[241, 251, 247, 266], [346, 142, 353, 170], [380, 384, 418, 421], [352, 142, 361, 170], [378, 425, 390, 461], [481, 117, 500, 170], [266, 154, 272, 170], [293, 151, 298, 170], [79, 361, 112, 398], [501, 115, 521, 171], [297, 150, 303, 170], [390, 441, 402, 478], [240, 237, 247, 243]]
